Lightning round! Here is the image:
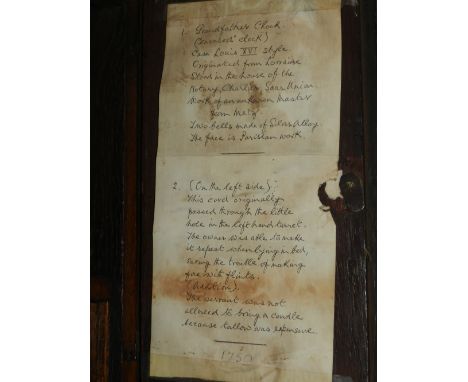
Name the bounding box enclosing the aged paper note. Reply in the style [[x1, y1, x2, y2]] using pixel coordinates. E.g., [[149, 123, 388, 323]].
[[151, 1, 341, 381]]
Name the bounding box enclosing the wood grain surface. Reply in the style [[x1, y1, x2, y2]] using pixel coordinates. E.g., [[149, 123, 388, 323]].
[[91, 302, 110, 382]]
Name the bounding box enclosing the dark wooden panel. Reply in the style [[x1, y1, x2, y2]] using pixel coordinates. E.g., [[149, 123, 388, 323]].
[[360, 1, 377, 381], [121, 0, 142, 379], [90, 1, 125, 278], [330, 4, 369, 382], [91, 2, 126, 381], [91, 302, 110, 382]]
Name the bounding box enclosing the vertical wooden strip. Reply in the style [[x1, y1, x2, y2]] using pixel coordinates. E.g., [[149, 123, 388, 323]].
[[141, 0, 166, 380], [90, 1, 125, 380], [122, 0, 141, 378], [360, 0, 377, 381], [332, 3, 369, 382]]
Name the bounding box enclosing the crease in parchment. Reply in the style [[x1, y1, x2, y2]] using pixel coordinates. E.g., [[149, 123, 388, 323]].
[[168, 7, 342, 23]]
